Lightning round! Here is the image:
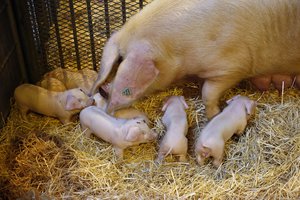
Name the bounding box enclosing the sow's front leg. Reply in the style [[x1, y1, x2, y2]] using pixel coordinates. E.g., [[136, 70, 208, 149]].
[[202, 77, 242, 119]]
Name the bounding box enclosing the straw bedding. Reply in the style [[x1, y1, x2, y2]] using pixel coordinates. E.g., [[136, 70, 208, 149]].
[[0, 81, 300, 199], [1, 0, 299, 199]]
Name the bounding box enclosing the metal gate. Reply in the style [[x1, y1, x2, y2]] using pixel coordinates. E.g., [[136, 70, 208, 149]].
[[13, 0, 151, 83]]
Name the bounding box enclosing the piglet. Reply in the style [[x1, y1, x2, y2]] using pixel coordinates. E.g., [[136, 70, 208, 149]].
[[43, 68, 98, 94], [14, 84, 94, 124], [93, 93, 108, 109], [79, 106, 157, 160], [156, 96, 189, 163], [195, 95, 256, 167], [38, 77, 67, 92], [271, 74, 294, 91], [249, 76, 272, 91], [93, 92, 149, 124]]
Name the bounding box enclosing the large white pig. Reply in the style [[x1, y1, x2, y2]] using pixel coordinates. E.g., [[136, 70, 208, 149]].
[[249, 76, 272, 92], [271, 74, 294, 91], [14, 84, 94, 124], [90, 0, 300, 119], [79, 106, 157, 160], [195, 95, 256, 167]]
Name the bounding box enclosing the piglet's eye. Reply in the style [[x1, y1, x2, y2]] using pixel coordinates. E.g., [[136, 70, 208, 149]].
[[79, 88, 84, 92], [136, 121, 141, 124], [143, 120, 146, 123]]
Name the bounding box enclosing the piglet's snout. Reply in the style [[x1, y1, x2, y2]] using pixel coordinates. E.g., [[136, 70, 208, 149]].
[[87, 97, 95, 106], [147, 130, 158, 141]]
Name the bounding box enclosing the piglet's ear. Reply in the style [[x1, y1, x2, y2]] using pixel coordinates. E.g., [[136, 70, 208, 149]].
[[162, 98, 171, 112], [245, 101, 257, 116], [226, 95, 241, 105], [65, 94, 82, 111], [180, 96, 189, 109], [125, 126, 142, 142]]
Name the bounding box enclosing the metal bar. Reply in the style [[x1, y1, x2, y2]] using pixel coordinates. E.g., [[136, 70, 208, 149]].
[[68, 0, 81, 70], [86, 0, 97, 71], [0, 45, 16, 73], [51, 0, 65, 68], [0, 1, 7, 14], [29, 0, 41, 50], [139, 0, 144, 9], [6, 0, 28, 82], [103, 0, 110, 38], [121, 0, 126, 24], [11, 0, 40, 83], [36, 0, 50, 72]]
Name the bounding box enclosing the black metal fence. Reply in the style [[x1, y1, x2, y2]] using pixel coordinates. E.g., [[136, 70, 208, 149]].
[[0, 0, 27, 128], [13, 0, 151, 83]]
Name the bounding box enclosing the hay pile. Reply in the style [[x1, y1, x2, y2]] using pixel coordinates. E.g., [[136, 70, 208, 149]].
[[1, 82, 300, 199]]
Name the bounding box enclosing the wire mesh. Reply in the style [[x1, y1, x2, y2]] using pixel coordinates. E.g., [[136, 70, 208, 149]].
[[22, 0, 153, 77]]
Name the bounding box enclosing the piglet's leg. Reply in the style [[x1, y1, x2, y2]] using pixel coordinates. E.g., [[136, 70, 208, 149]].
[[18, 105, 29, 120], [202, 78, 241, 119], [155, 151, 165, 164], [114, 147, 124, 160], [81, 125, 92, 138], [235, 120, 247, 136], [211, 142, 225, 167], [178, 154, 187, 162], [60, 118, 72, 125], [196, 154, 205, 166]]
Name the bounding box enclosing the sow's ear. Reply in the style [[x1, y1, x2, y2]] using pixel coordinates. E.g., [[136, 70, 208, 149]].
[[90, 32, 120, 95], [113, 46, 159, 100]]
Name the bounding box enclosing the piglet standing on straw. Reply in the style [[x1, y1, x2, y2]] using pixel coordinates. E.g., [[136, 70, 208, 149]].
[[156, 96, 189, 163], [79, 106, 157, 160], [195, 95, 256, 167], [14, 84, 94, 124]]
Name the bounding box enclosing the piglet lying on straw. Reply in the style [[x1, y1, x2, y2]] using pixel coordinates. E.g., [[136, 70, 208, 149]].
[[156, 96, 189, 163], [38, 77, 67, 92], [79, 106, 157, 160], [41, 68, 98, 94], [14, 84, 94, 124], [195, 95, 256, 167]]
